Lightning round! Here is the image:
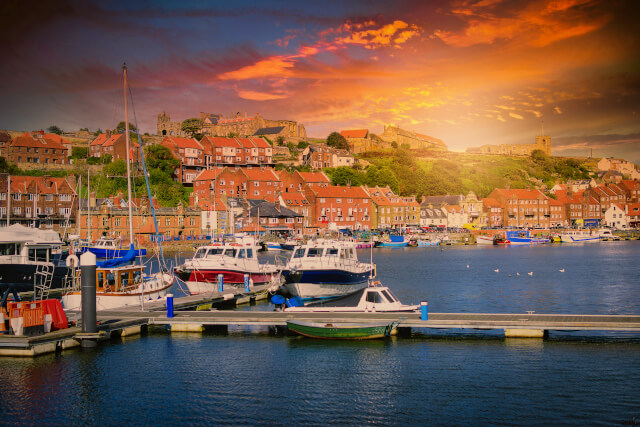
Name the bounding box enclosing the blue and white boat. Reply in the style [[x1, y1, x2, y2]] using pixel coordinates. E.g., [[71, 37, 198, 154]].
[[264, 242, 282, 251], [505, 230, 549, 245], [281, 240, 375, 300], [559, 230, 600, 243], [79, 237, 147, 258], [374, 235, 408, 248]]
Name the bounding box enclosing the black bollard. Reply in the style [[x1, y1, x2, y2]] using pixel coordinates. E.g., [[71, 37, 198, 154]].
[[80, 252, 97, 348]]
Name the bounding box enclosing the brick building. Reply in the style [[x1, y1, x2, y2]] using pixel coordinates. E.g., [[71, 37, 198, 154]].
[[0, 174, 77, 233], [5, 132, 70, 165], [486, 188, 551, 229], [89, 131, 140, 162], [306, 185, 372, 230], [199, 136, 273, 167], [160, 136, 205, 184]]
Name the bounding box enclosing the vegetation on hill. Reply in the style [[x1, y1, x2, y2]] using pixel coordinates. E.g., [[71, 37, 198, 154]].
[[325, 148, 593, 199]]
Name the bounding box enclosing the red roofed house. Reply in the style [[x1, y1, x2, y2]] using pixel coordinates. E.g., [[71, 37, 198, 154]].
[[192, 167, 282, 200], [89, 130, 140, 162], [189, 194, 230, 236], [364, 186, 420, 229], [555, 190, 601, 225], [486, 188, 551, 229], [306, 185, 372, 230], [0, 174, 77, 232], [278, 170, 331, 194], [626, 203, 640, 228], [585, 183, 627, 214], [548, 198, 568, 227], [200, 136, 273, 167], [7, 132, 70, 165], [160, 136, 205, 184], [617, 180, 640, 203]]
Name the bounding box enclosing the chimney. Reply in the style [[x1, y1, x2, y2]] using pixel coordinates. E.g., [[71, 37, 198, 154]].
[[106, 129, 112, 138], [90, 191, 96, 208], [275, 198, 281, 212]]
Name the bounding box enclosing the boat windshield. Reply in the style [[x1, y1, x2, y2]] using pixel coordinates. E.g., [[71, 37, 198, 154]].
[[365, 291, 384, 303], [307, 248, 323, 257], [224, 248, 237, 258], [194, 248, 207, 258], [381, 289, 397, 303], [207, 248, 225, 256], [237, 249, 246, 259], [28, 248, 49, 262], [293, 248, 305, 258]]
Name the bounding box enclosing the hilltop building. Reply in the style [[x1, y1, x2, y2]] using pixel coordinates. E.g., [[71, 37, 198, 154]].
[[466, 135, 551, 156], [157, 111, 306, 139], [379, 125, 447, 150]]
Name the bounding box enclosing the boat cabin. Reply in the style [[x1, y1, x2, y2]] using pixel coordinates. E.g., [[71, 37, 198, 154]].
[[193, 244, 257, 260], [92, 238, 120, 249], [290, 245, 357, 261], [96, 265, 144, 292], [0, 241, 58, 264]]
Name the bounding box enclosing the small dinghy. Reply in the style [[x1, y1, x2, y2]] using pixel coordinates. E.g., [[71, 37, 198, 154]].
[[286, 319, 398, 340]]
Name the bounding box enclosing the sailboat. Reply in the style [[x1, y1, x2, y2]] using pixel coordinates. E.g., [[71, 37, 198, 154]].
[[61, 64, 174, 311]]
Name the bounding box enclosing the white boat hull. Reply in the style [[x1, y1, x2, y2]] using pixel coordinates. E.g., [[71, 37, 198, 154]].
[[62, 272, 174, 311]]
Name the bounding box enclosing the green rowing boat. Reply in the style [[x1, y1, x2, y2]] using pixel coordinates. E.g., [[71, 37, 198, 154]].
[[287, 319, 397, 340]]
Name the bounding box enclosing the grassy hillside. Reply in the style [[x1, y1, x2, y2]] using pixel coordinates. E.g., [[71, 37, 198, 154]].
[[325, 148, 596, 199]]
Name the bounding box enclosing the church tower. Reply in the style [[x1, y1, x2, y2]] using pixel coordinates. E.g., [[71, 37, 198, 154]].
[[535, 135, 551, 156]]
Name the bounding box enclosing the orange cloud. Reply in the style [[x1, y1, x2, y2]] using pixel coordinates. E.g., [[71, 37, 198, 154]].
[[218, 56, 295, 81], [433, 0, 612, 47]]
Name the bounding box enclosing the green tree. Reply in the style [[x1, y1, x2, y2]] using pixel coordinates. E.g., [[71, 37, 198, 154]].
[[0, 157, 20, 174], [326, 132, 349, 150], [144, 144, 179, 175], [181, 118, 204, 138], [70, 147, 89, 159], [276, 136, 285, 146], [326, 167, 365, 186], [297, 141, 309, 150], [115, 122, 137, 134], [47, 125, 63, 135]]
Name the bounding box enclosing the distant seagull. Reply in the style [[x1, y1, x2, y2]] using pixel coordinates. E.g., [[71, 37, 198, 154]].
[[559, 269, 565, 273], [516, 272, 520, 276], [528, 272, 534, 276], [494, 269, 499, 273], [466, 264, 470, 268]]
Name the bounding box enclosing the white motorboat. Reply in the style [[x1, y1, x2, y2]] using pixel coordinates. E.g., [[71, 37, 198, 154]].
[[476, 235, 495, 245], [173, 240, 280, 295], [598, 229, 620, 241], [281, 281, 418, 313], [280, 239, 375, 300], [559, 230, 600, 243]]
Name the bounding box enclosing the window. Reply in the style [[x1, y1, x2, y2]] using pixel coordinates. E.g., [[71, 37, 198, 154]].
[[13, 207, 21, 215], [13, 193, 21, 201], [165, 217, 171, 226]]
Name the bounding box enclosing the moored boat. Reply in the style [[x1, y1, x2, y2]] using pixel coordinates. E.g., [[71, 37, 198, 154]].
[[79, 237, 146, 258], [374, 235, 408, 247], [505, 230, 549, 245], [559, 230, 600, 243], [0, 224, 70, 303], [282, 281, 418, 313], [281, 240, 375, 300], [476, 235, 495, 245], [173, 240, 280, 295], [286, 319, 398, 339], [61, 263, 174, 311]]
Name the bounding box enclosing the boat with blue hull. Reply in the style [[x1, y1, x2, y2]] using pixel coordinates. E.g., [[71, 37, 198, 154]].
[[374, 235, 408, 247], [281, 240, 375, 300], [505, 230, 549, 245], [79, 237, 147, 258]]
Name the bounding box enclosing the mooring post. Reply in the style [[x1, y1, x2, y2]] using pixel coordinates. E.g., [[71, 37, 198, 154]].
[[166, 293, 174, 318], [80, 251, 97, 348], [217, 274, 224, 293], [421, 301, 428, 321], [244, 274, 250, 292]]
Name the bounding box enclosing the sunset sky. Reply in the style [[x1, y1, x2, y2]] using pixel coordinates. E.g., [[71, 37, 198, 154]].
[[1, 0, 639, 161]]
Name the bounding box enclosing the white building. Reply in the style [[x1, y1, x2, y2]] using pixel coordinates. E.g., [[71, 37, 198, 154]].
[[444, 205, 468, 228], [603, 203, 629, 229]]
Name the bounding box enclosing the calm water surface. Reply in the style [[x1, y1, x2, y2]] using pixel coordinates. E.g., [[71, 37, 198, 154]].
[[1, 242, 639, 425]]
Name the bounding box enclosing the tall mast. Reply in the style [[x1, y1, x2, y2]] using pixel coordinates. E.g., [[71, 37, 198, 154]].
[[123, 63, 135, 246], [87, 169, 91, 241]]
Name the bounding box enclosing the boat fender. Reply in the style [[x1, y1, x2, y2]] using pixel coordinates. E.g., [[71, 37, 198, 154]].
[[65, 254, 80, 268]]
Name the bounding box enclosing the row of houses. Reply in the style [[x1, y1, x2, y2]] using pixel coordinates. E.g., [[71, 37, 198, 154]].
[[2, 170, 639, 242], [0, 131, 72, 166]]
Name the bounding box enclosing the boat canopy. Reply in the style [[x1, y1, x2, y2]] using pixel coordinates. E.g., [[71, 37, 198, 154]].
[[0, 224, 62, 244], [96, 244, 137, 268]]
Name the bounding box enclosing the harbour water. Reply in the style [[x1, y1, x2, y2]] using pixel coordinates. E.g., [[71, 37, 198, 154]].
[[1, 242, 639, 425]]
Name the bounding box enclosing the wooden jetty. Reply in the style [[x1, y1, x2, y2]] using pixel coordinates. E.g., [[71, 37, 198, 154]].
[[2, 288, 640, 356]]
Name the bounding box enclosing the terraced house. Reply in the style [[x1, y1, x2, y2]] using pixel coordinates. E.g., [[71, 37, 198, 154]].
[[160, 136, 205, 184], [365, 186, 420, 229], [89, 131, 140, 162], [4, 132, 70, 165], [199, 136, 273, 167], [487, 188, 551, 229], [0, 174, 77, 233]]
